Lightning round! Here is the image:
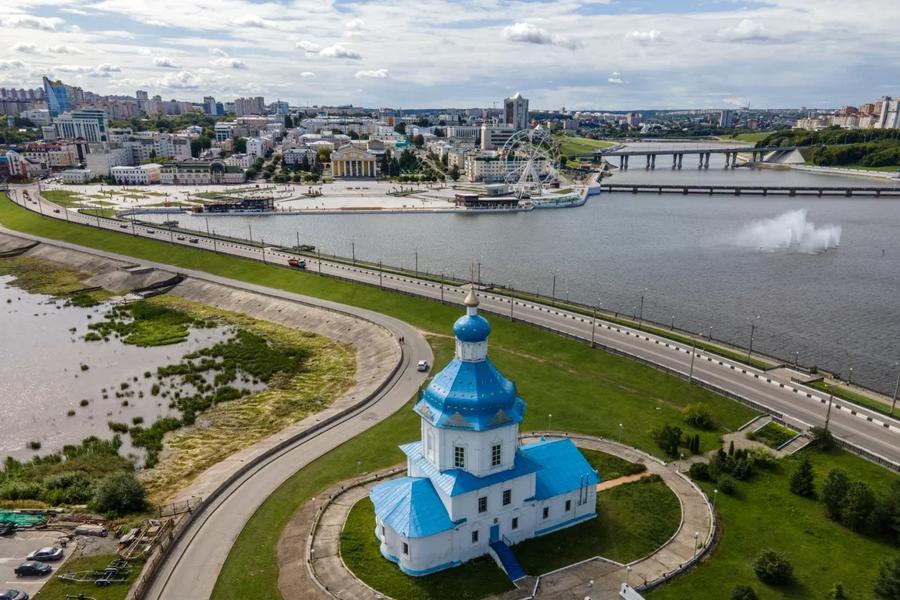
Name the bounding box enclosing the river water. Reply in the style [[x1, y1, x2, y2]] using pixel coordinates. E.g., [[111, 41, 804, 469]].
[[0, 278, 232, 460], [140, 144, 900, 393]]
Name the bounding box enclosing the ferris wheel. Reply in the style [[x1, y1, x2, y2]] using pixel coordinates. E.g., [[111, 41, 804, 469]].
[[499, 128, 561, 198]]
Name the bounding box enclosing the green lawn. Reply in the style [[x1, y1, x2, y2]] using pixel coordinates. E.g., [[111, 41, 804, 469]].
[[718, 132, 770, 143], [516, 476, 680, 575], [555, 134, 616, 158], [648, 448, 899, 600], [36, 554, 141, 600], [341, 499, 513, 600], [582, 447, 647, 481], [746, 421, 796, 449], [808, 380, 897, 418], [41, 189, 85, 208]]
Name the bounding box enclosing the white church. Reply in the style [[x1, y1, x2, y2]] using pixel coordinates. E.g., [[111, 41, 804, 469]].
[[370, 290, 600, 579]]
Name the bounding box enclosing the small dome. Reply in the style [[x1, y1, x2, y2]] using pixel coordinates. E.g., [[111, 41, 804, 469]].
[[453, 314, 490, 342], [463, 289, 479, 307]]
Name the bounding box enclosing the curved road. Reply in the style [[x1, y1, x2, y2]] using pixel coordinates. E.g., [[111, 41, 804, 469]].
[[0, 212, 432, 600]]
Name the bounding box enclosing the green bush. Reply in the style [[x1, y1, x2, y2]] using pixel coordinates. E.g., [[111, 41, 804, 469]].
[[652, 423, 682, 458], [790, 457, 816, 498], [683, 403, 715, 430], [810, 425, 834, 449], [91, 471, 146, 516], [730, 585, 758, 600], [689, 462, 710, 482], [822, 469, 850, 520], [874, 556, 900, 600], [718, 477, 736, 495], [753, 549, 793, 585]]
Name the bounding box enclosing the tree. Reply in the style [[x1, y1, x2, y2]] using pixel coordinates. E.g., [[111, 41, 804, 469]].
[[652, 424, 682, 458], [840, 480, 876, 532], [718, 476, 735, 495], [92, 472, 146, 516], [413, 134, 425, 148], [730, 585, 758, 600], [828, 583, 848, 600], [822, 469, 850, 520], [752, 549, 793, 586], [317, 147, 332, 164], [789, 457, 816, 498], [349, 130, 360, 140], [393, 122, 406, 135], [809, 425, 834, 449], [874, 557, 900, 600], [234, 137, 247, 153], [684, 403, 715, 430], [448, 164, 460, 181], [284, 114, 293, 128]]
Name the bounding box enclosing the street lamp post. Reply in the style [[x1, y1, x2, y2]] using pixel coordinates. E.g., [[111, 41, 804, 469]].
[[694, 531, 700, 557], [618, 423, 624, 443], [671, 315, 675, 330], [712, 488, 719, 513], [747, 315, 760, 360], [689, 336, 697, 383], [708, 325, 713, 341], [591, 301, 600, 348], [825, 385, 834, 431], [508, 281, 514, 321], [794, 351, 800, 367], [414, 250, 418, 278], [548, 413, 552, 431], [889, 361, 900, 416], [848, 367, 854, 385], [440, 273, 444, 304], [379, 259, 383, 289], [551, 272, 556, 302], [248, 223, 253, 245], [351, 240, 356, 264], [638, 289, 647, 324]]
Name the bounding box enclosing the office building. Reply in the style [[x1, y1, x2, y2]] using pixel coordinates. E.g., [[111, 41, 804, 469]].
[[504, 93, 529, 130], [719, 109, 735, 128], [234, 96, 266, 116], [54, 110, 109, 143], [203, 96, 217, 115], [43, 77, 84, 117], [111, 163, 162, 185]]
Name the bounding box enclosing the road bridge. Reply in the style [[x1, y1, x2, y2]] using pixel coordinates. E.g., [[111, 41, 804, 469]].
[[601, 183, 900, 197], [577, 145, 805, 170]]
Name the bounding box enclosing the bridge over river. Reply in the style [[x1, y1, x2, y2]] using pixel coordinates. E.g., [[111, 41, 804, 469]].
[[579, 145, 806, 170], [601, 183, 900, 197]]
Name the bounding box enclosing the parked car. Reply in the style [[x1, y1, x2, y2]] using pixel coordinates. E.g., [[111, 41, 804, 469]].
[[176, 236, 186, 241], [119, 224, 129, 229], [52, 209, 60, 214], [13, 562, 51, 577], [146, 229, 155, 234], [26, 547, 63, 562], [0, 589, 29, 600], [417, 360, 429, 372], [188, 238, 199, 244]]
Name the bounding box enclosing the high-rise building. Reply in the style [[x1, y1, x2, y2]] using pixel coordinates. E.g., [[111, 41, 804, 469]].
[[234, 96, 266, 116], [43, 77, 84, 117], [203, 96, 217, 115], [504, 93, 529, 130], [54, 109, 109, 143], [876, 97, 899, 129], [719, 109, 735, 128], [136, 90, 149, 113]]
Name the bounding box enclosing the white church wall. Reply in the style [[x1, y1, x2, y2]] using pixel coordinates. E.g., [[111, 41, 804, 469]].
[[377, 518, 456, 575], [429, 422, 518, 477]]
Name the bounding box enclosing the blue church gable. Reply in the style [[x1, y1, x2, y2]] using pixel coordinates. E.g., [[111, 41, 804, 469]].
[[416, 358, 526, 432], [519, 438, 601, 500], [370, 476, 456, 538], [401, 442, 540, 497]]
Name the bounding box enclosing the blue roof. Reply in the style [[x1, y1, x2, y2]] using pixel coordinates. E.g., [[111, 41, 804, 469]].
[[453, 313, 491, 342], [370, 477, 456, 538], [519, 438, 601, 500], [402, 442, 540, 497], [416, 357, 526, 432]]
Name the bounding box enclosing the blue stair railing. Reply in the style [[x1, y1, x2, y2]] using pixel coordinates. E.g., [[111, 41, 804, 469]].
[[489, 540, 526, 581]]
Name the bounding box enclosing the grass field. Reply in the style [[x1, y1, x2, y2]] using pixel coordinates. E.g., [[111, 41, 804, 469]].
[[341, 499, 513, 600], [555, 134, 616, 158], [41, 189, 84, 208], [582, 447, 647, 481], [746, 421, 796, 449], [648, 448, 898, 600], [2, 194, 896, 600], [36, 554, 141, 600], [515, 475, 679, 575], [718, 132, 770, 143]]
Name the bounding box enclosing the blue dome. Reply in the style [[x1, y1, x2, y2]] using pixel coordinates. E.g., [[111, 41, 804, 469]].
[[415, 358, 526, 431], [453, 314, 491, 342]]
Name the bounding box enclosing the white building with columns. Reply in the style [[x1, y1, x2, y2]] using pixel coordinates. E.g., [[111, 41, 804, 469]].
[[330, 144, 378, 178], [370, 291, 600, 580]]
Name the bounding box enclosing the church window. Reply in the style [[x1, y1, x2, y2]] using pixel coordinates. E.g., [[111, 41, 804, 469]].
[[472, 530, 479, 543], [502, 489, 511, 506], [491, 443, 502, 467], [454, 445, 465, 469], [512, 517, 519, 530], [565, 499, 572, 512], [402, 542, 409, 555], [542, 506, 549, 520], [478, 496, 488, 513]]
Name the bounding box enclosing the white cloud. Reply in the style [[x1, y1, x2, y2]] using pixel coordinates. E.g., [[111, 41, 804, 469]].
[[53, 63, 121, 77], [157, 70, 199, 89], [300, 71, 315, 78], [629, 30, 663, 45], [211, 57, 246, 69], [47, 45, 83, 55], [0, 60, 26, 70], [345, 18, 365, 36], [93, 64, 122, 77], [0, 15, 63, 31], [145, 19, 170, 27], [502, 22, 578, 50], [296, 40, 321, 53], [608, 71, 624, 84], [355, 68, 389, 79], [54, 64, 95, 73], [10, 43, 39, 54], [723, 96, 749, 107], [719, 19, 775, 42], [319, 44, 361, 59], [210, 47, 228, 57], [230, 15, 276, 29], [154, 57, 181, 68]]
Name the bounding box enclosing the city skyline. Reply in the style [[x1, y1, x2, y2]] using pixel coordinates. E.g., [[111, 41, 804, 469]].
[[1, 0, 899, 110]]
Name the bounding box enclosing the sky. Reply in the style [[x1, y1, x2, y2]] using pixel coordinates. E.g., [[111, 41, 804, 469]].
[[1, 0, 899, 110]]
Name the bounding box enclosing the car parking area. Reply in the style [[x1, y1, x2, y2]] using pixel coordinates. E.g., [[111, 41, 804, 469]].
[[0, 531, 70, 597]]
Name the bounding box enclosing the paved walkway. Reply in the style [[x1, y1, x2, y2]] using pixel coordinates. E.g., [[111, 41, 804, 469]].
[[294, 434, 715, 600]]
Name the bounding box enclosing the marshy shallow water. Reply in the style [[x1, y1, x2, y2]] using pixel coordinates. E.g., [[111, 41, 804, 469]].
[[0, 275, 237, 460]]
